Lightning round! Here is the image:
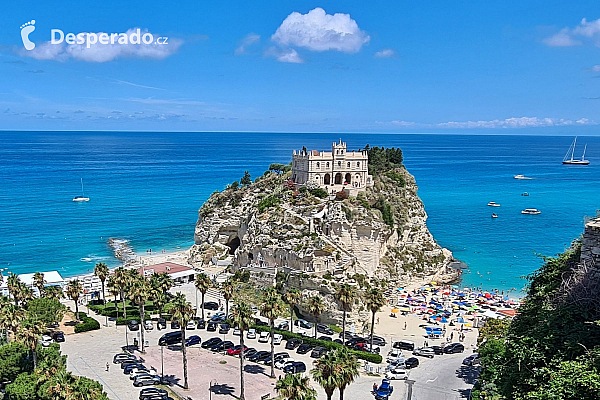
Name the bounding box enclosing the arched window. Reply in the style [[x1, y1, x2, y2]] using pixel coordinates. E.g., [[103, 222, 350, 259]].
[[341, 150, 344, 154], [316, 162, 320, 168], [326, 162, 330, 168], [347, 162, 350, 168], [336, 150, 339, 155], [357, 162, 360, 168], [338, 161, 341, 167]]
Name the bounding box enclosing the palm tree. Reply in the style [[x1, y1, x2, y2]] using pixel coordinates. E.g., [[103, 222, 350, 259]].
[[311, 351, 341, 400], [150, 272, 173, 295], [19, 284, 34, 304], [306, 295, 326, 338], [0, 296, 15, 342], [7, 273, 22, 305], [112, 267, 129, 319], [232, 302, 254, 400], [283, 288, 302, 333], [151, 289, 167, 317], [33, 272, 46, 298], [107, 275, 120, 317], [45, 369, 75, 399], [0, 303, 25, 340], [129, 277, 151, 352], [66, 279, 84, 322], [334, 347, 361, 400], [336, 284, 356, 344], [275, 373, 317, 400], [94, 262, 109, 305], [221, 279, 235, 316], [194, 273, 211, 320], [43, 285, 64, 301], [17, 319, 45, 369], [168, 292, 195, 389], [364, 287, 386, 353], [259, 287, 283, 378]]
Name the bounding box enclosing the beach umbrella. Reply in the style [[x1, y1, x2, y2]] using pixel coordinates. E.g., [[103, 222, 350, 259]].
[[397, 287, 404, 291], [485, 293, 492, 298], [400, 307, 410, 313], [391, 308, 399, 313]]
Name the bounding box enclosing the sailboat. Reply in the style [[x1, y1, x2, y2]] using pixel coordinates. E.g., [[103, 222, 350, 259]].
[[73, 179, 90, 202], [562, 137, 590, 165]]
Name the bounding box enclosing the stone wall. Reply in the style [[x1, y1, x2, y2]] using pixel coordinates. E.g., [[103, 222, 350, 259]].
[[581, 217, 600, 267]]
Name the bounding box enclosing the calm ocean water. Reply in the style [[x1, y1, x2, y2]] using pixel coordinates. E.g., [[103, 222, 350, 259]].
[[0, 132, 598, 294]]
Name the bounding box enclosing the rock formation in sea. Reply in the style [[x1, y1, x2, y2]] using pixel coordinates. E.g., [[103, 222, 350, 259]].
[[189, 146, 460, 324]]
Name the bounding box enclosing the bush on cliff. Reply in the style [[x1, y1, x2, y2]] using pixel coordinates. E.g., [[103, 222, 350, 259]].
[[258, 195, 280, 213], [310, 188, 328, 198]]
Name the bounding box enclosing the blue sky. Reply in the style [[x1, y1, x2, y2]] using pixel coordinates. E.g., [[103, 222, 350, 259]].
[[1, 1, 599, 133]]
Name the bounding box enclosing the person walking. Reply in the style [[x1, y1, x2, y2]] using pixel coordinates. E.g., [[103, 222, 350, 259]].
[[404, 321, 407, 330], [106, 362, 109, 372]]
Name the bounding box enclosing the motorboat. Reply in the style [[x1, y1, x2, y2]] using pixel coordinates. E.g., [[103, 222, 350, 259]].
[[514, 175, 532, 180], [521, 208, 541, 215], [562, 137, 590, 165], [487, 201, 501, 207], [521, 192, 529, 196], [491, 213, 498, 218]]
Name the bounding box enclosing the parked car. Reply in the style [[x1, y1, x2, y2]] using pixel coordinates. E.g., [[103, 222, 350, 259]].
[[412, 347, 435, 358], [203, 301, 219, 310], [444, 343, 465, 354], [171, 320, 180, 329], [353, 342, 380, 353], [121, 360, 141, 370], [144, 320, 153, 331], [263, 352, 289, 366], [157, 318, 167, 330], [387, 349, 404, 362], [158, 331, 182, 346], [128, 320, 140, 331], [393, 340, 415, 351], [185, 335, 201, 347], [212, 340, 234, 352], [210, 312, 226, 322], [207, 321, 218, 331], [283, 361, 306, 374], [333, 339, 343, 345], [248, 350, 270, 362], [316, 324, 333, 335], [286, 338, 302, 350], [128, 366, 149, 376], [277, 321, 289, 330], [385, 368, 408, 380], [133, 374, 161, 387], [296, 343, 313, 354], [52, 331, 65, 342], [431, 345, 445, 355], [367, 335, 387, 346], [294, 319, 312, 329], [404, 357, 419, 369], [113, 353, 136, 364], [385, 358, 406, 372], [186, 320, 196, 330], [273, 334, 283, 345], [244, 348, 257, 358], [310, 346, 327, 359], [247, 328, 257, 339], [227, 345, 248, 356], [219, 324, 230, 334], [194, 318, 205, 329], [374, 379, 394, 399], [124, 363, 146, 374], [318, 336, 332, 341], [258, 331, 270, 343], [130, 369, 150, 380], [233, 326, 241, 336], [39, 335, 53, 347], [463, 353, 479, 366], [201, 337, 222, 349], [139, 387, 168, 400], [274, 356, 295, 369], [254, 318, 268, 326]]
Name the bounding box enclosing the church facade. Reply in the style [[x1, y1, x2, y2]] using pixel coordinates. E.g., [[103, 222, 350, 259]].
[[291, 139, 372, 193]]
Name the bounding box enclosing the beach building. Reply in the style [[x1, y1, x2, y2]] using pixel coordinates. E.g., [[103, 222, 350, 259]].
[[0, 270, 65, 297], [292, 139, 373, 195], [138, 262, 198, 284]]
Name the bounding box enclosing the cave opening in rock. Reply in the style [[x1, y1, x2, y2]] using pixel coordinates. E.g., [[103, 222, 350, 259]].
[[226, 236, 240, 255]]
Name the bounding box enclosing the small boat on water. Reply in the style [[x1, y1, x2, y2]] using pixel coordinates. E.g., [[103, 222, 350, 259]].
[[73, 178, 90, 202], [521, 208, 541, 215], [562, 137, 590, 165], [491, 213, 498, 218], [487, 201, 501, 207], [521, 192, 530, 196], [514, 174, 532, 180]]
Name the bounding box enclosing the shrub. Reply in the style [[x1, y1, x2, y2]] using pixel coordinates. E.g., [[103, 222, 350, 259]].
[[299, 186, 308, 193], [74, 313, 100, 333], [251, 325, 382, 364], [384, 170, 405, 187], [284, 179, 296, 191], [310, 188, 328, 199], [258, 195, 280, 213], [335, 190, 349, 201]]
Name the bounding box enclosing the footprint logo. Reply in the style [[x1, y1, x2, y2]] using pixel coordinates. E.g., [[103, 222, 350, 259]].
[[20, 20, 36, 51]]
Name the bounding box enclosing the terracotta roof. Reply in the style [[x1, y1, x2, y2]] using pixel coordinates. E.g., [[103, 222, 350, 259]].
[[138, 262, 193, 276], [497, 309, 517, 317], [312, 150, 319, 155]]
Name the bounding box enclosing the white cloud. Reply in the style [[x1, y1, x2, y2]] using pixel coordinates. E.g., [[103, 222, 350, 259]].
[[20, 28, 182, 62], [374, 48, 396, 59], [380, 116, 597, 129], [265, 47, 304, 63], [271, 7, 369, 53], [543, 18, 600, 47], [235, 33, 260, 55]]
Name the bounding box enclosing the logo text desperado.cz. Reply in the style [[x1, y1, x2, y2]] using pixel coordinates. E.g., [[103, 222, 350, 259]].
[[51, 28, 167, 48]]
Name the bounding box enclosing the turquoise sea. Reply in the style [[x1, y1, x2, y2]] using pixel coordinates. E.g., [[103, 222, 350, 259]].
[[1, 132, 598, 294]]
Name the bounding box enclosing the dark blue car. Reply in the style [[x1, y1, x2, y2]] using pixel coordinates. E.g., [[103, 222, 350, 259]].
[[375, 379, 394, 400], [185, 335, 201, 346]]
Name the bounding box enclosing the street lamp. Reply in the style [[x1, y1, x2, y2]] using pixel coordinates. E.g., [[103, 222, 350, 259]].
[[209, 379, 218, 400], [160, 345, 164, 382]]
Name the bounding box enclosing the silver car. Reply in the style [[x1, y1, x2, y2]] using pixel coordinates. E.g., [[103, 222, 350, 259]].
[[133, 374, 161, 387]]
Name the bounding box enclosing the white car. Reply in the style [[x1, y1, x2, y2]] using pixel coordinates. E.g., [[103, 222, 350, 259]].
[[251, 305, 258, 314], [247, 328, 257, 339], [385, 368, 409, 380], [39, 335, 53, 347], [258, 331, 270, 343], [387, 349, 403, 362], [186, 321, 196, 330], [144, 320, 153, 330], [274, 356, 295, 369], [386, 358, 406, 371], [273, 334, 283, 345], [233, 327, 241, 336], [129, 368, 150, 380], [412, 347, 435, 359]]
